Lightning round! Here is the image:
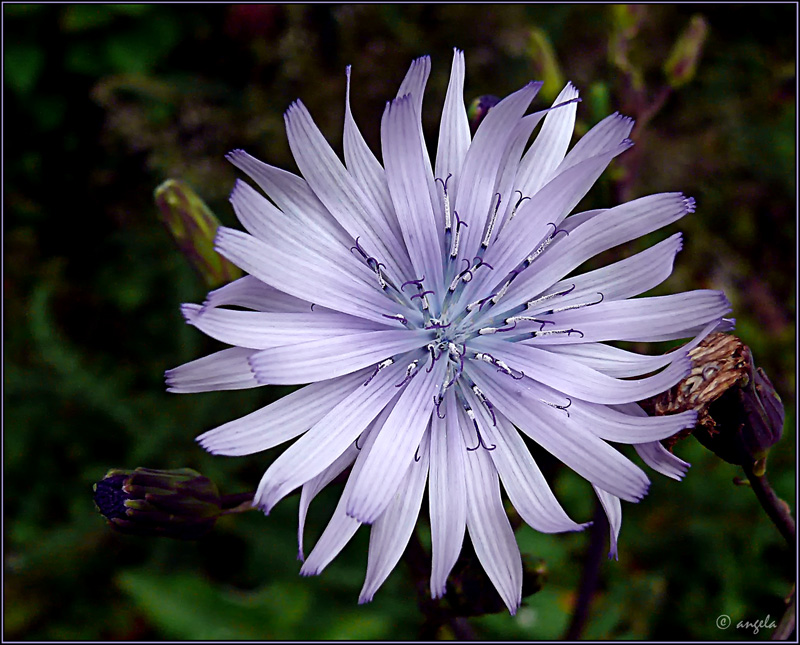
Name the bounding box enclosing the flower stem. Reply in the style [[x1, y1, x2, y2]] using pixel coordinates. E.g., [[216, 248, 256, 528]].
[[563, 500, 609, 640], [741, 463, 795, 547], [772, 586, 795, 641]]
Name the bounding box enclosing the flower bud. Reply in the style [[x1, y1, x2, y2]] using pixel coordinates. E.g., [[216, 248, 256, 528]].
[[663, 15, 708, 88], [649, 333, 785, 467], [93, 467, 222, 540], [154, 179, 242, 288], [467, 95, 500, 134]]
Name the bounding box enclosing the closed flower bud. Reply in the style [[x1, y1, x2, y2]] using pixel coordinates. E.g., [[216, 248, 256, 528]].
[[93, 467, 222, 540], [663, 15, 709, 88], [467, 95, 500, 134], [154, 179, 242, 288]]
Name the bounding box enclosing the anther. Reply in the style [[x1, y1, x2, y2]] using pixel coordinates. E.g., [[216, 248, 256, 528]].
[[525, 284, 576, 309], [472, 385, 497, 426], [530, 328, 585, 339], [395, 359, 420, 387], [478, 320, 516, 335], [382, 313, 409, 327], [410, 289, 435, 311], [524, 223, 569, 267], [450, 211, 468, 259], [424, 318, 451, 330], [540, 397, 572, 417], [435, 174, 453, 231], [505, 316, 555, 331], [464, 406, 496, 451], [541, 292, 604, 316], [425, 342, 440, 373], [364, 358, 395, 386], [481, 192, 502, 248], [434, 394, 446, 419], [495, 359, 524, 380]]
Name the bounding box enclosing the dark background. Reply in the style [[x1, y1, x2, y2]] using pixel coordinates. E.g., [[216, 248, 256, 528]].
[[5, 4, 795, 640]]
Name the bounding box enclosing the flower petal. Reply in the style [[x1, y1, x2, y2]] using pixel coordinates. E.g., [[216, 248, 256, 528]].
[[455, 81, 543, 263], [298, 442, 358, 561], [462, 386, 587, 533], [634, 439, 691, 480], [515, 82, 580, 197], [382, 94, 445, 294], [359, 427, 431, 604], [196, 369, 367, 456], [429, 390, 467, 598], [497, 193, 694, 313], [203, 275, 318, 313], [523, 290, 731, 345], [284, 100, 415, 281], [346, 358, 447, 524], [472, 336, 692, 404], [549, 319, 720, 378], [461, 139, 632, 308], [343, 66, 402, 242], [434, 48, 471, 203], [214, 227, 407, 325], [556, 111, 634, 174], [466, 361, 650, 501], [254, 356, 411, 513], [593, 486, 622, 560], [165, 346, 258, 393], [299, 412, 390, 576], [226, 148, 349, 247], [249, 329, 432, 385], [181, 304, 384, 350], [460, 408, 523, 616]]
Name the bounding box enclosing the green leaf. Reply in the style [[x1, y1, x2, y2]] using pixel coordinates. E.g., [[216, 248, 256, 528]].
[[117, 570, 313, 639]]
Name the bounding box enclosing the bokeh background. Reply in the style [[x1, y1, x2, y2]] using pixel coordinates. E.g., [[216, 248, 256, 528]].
[[5, 3, 795, 640]]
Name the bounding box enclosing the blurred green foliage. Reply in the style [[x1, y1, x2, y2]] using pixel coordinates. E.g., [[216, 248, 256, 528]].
[[5, 4, 795, 640]]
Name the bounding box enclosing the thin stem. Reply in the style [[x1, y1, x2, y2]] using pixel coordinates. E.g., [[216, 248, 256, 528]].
[[772, 587, 796, 641], [563, 501, 609, 640], [742, 464, 796, 547]]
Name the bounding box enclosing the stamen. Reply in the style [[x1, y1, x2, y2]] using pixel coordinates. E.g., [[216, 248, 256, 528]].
[[364, 358, 395, 386], [495, 359, 524, 380], [424, 318, 451, 330], [382, 313, 409, 327], [540, 292, 604, 316], [367, 258, 387, 289], [506, 190, 531, 225], [481, 192, 502, 248], [410, 289, 435, 310], [425, 342, 440, 373], [474, 351, 496, 365], [450, 210, 468, 258], [464, 406, 496, 451], [489, 269, 520, 306], [310, 303, 316, 311], [524, 223, 568, 267], [395, 359, 420, 387], [478, 320, 517, 335], [472, 257, 494, 271], [435, 173, 453, 231], [414, 445, 421, 462], [349, 236, 368, 259], [530, 328, 585, 339], [355, 434, 363, 450], [471, 385, 497, 426], [526, 284, 576, 309], [401, 276, 426, 292], [540, 397, 572, 417], [505, 316, 555, 331], [434, 394, 446, 419]]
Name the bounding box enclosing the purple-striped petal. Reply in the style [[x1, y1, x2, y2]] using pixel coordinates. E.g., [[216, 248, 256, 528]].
[[165, 346, 258, 393], [359, 427, 430, 604]]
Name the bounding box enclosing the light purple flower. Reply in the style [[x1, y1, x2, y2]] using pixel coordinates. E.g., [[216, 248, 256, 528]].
[[166, 50, 732, 614]]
